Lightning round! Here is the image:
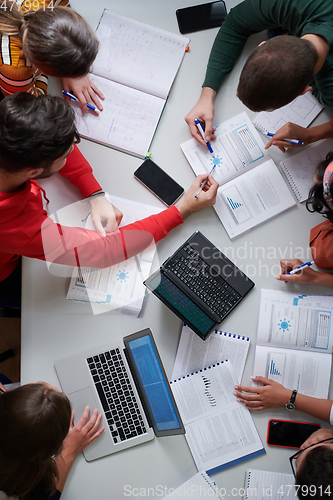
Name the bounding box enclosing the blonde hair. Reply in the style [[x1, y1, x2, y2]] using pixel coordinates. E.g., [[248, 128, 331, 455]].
[[0, 3, 99, 77]]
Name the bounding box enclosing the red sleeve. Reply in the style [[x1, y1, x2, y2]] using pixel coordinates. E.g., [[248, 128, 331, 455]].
[[28, 205, 183, 268], [59, 145, 102, 198]]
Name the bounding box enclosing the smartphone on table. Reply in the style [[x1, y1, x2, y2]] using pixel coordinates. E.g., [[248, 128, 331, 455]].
[[134, 159, 184, 207], [267, 419, 321, 449], [176, 0, 227, 34]]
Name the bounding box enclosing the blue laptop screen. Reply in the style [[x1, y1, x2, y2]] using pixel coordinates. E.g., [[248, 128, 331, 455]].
[[127, 335, 182, 432]]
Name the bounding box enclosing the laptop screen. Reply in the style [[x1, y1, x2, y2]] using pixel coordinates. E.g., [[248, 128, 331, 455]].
[[146, 271, 216, 337], [125, 330, 184, 437]]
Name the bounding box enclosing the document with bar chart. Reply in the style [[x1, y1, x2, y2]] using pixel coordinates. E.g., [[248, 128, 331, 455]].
[[252, 289, 333, 398], [180, 112, 296, 240]]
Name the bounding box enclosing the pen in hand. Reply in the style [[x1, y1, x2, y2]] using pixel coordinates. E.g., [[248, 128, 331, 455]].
[[194, 165, 217, 199], [195, 119, 215, 157], [266, 132, 303, 146], [62, 90, 99, 113], [287, 261, 314, 275]]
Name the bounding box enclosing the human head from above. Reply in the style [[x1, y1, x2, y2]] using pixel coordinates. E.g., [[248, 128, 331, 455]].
[[306, 152, 333, 223], [0, 382, 71, 498], [294, 439, 333, 499], [237, 36, 317, 112], [0, 92, 80, 177], [0, 1, 99, 77]]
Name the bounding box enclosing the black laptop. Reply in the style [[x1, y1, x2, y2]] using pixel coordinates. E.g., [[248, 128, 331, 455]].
[[144, 232, 254, 340]]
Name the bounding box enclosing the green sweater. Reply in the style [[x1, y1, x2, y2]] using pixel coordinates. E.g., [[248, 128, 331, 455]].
[[203, 0, 333, 109]]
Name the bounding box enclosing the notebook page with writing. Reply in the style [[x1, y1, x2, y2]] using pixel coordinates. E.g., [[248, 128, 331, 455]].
[[162, 471, 225, 499], [280, 139, 333, 202], [171, 324, 250, 383], [72, 74, 165, 158], [92, 10, 189, 99], [253, 92, 323, 136], [243, 470, 296, 500]]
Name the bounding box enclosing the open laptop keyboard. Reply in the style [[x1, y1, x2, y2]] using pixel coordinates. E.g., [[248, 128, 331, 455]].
[[165, 244, 241, 318], [86, 348, 147, 444]]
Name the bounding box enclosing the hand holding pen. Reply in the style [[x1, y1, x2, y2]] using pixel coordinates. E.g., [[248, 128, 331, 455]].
[[276, 259, 317, 284], [265, 122, 309, 152], [62, 90, 99, 113], [194, 119, 217, 198]]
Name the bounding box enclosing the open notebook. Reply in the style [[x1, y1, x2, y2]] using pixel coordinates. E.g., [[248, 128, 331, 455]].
[[280, 139, 333, 202], [71, 10, 189, 157]]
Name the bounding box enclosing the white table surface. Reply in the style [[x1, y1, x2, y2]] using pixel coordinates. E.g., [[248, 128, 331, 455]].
[[21, 0, 333, 498]]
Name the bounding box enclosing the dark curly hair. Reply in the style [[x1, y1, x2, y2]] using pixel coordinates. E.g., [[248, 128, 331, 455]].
[[0, 92, 80, 173], [306, 152, 333, 224]]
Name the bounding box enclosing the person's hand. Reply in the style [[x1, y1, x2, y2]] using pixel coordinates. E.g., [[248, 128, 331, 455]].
[[0, 382, 6, 393], [276, 259, 318, 284], [89, 195, 123, 236], [60, 407, 105, 461], [62, 75, 104, 114], [265, 123, 311, 153], [300, 428, 333, 449], [233, 376, 291, 410], [177, 174, 219, 219], [185, 87, 217, 145]]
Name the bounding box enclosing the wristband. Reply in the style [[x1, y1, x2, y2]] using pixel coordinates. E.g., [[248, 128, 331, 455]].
[[82, 191, 105, 203]]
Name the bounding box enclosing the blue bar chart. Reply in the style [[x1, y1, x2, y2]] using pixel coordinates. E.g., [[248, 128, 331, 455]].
[[267, 352, 285, 384]]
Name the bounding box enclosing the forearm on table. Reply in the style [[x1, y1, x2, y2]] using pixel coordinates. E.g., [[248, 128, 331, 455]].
[[55, 451, 76, 493], [294, 394, 332, 423], [306, 121, 333, 143]]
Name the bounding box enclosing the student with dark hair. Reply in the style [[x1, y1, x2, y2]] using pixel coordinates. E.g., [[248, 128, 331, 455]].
[[0, 381, 103, 499], [185, 0, 333, 147], [233, 378, 333, 499], [0, 0, 103, 112], [276, 152, 333, 287], [0, 92, 219, 283]]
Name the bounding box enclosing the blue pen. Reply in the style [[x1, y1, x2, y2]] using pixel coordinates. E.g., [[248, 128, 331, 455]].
[[267, 132, 303, 146], [62, 90, 99, 113], [287, 261, 314, 275], [194, 164, 217, 199], [195, 119, 215, 157]]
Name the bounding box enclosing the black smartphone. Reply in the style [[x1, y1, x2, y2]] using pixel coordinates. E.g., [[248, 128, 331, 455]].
[[267, 419, 321, 449], [176, 0, 227, 35], [134, 159, 184, 207]]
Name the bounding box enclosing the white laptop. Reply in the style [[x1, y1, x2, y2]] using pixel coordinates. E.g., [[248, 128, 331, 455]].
[[55, 328, 185, 461]]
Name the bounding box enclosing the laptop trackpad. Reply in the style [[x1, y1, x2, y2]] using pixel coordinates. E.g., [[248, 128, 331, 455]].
[[69, 387, 99, 425]]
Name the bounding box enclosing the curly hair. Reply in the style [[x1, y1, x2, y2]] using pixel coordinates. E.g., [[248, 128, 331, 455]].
[[0, 92, 80, 172], [306, 152, 333, 224], [0, 383, 71, 498]]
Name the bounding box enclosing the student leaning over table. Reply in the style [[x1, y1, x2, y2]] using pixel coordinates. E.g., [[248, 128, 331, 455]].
[[0, 381, 104, 500], [233, 377, 333, 499], [185, 0, 333, 148], [0, 0, 104, 112], [0, 92, 219, 282], [275, 152, 333, 288]]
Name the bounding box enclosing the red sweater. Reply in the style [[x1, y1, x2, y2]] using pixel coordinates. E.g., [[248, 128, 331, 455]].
[[0, 146, 183, 280]]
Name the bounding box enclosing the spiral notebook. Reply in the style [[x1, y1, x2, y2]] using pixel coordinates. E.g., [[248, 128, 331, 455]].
[[162, 471, 225, 499], [171, 324, 250, 383], [243, 469, 296, 499], [253, 92, 323, 137], [170, 360, 265, 474], [280, 139, 333, 202]]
